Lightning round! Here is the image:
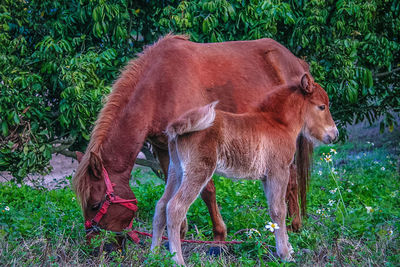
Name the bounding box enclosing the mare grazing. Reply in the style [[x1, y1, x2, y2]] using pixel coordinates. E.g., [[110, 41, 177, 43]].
[[151, 74, 338, 264], [73, 35, 315, 250]]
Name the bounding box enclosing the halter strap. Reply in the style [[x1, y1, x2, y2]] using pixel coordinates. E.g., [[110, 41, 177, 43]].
[[85, 167, 140, 243]]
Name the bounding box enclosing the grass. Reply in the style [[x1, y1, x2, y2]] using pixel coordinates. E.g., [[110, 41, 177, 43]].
[[0, 140, 399, 266]]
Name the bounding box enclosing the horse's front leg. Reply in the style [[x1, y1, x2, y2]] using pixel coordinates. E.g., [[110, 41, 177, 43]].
[[262, 167, 294, 262]]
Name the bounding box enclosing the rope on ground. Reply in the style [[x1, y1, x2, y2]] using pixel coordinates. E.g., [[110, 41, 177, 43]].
[[132, 230, 244, 244]]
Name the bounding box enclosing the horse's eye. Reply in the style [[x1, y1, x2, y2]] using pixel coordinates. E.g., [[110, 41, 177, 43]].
[[91, 203, 101, 211], [319, 105, 326, 111]]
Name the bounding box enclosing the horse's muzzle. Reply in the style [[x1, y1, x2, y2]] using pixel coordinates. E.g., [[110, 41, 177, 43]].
[[87, 232, 126, 256]]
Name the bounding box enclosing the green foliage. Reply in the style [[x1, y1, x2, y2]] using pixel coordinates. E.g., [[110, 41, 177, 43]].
[[1, 0, 399, 179], [289, 0, 400, 132], [0, 0, 163, 180], [158, 0, 294, 42]]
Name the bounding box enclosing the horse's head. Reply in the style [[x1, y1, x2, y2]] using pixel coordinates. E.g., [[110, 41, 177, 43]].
[[74, 151, 137, 253], [300, 74, 338, 144]]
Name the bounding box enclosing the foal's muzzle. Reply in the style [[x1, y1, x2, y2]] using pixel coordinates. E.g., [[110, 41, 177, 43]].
[[323, 127, 339, 144]]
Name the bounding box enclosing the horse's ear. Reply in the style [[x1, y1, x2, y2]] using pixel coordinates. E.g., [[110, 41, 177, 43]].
[[89, 152, 103, 179], [301, 73, 313, 94], [76, 151, 84, 163]]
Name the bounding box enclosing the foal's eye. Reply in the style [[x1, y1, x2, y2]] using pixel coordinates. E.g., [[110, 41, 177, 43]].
[[91, 203, 101, 211], [319, 105, 326, 111]]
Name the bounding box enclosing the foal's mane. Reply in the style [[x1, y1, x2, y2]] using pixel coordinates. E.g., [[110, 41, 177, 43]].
[[72, 34, 189, 209]]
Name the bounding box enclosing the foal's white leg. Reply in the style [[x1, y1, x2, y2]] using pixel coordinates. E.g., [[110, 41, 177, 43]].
[[262, 168, 294, 262], [167, 172, 214, 266], [151, 166, 180, 251]]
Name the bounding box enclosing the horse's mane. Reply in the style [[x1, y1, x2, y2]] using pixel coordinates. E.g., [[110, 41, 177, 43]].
[[72, 34, 190, 209]]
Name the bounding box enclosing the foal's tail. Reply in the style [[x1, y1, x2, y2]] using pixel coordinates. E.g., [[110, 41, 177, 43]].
[[166, 101, 218, 140], [296, 133, 314, 218]]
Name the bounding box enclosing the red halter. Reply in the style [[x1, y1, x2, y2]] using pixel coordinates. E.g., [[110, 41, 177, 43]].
[[84, 167, 140, 243]]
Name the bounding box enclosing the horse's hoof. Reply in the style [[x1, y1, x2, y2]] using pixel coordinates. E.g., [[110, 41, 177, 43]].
[[164, 241, 170, 250], [207, 246, 223, 256]]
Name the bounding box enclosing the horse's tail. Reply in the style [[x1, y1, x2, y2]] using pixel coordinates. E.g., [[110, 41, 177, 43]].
[[166, 101, 219, 140], [296, 133, 314, 218]]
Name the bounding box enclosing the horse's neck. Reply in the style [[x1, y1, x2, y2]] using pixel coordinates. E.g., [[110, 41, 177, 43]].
[[99, 126, 139, 182]]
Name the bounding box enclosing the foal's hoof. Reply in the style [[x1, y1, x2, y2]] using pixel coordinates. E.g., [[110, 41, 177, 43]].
[[207, 246, 223, 256], [282, 254, 295, 263], [163, 241, 170, 250]]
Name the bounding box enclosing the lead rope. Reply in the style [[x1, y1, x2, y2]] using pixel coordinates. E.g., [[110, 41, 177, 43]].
[[130, 230, 244, 244]]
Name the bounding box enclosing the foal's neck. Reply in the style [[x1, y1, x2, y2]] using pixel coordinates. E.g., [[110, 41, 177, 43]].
[[257, 86, 306, 136]]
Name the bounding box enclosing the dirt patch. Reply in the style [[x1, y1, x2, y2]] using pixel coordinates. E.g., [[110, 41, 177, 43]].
[[346, 117, 400, 154], [0, 152, 148, 189], [0, 154, 78, 189]]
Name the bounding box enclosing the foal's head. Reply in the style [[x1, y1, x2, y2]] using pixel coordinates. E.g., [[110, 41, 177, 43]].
[[300, 74, 338, 144]]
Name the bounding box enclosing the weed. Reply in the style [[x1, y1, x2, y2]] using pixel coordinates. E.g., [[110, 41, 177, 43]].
[[0, 141, 399, 266]]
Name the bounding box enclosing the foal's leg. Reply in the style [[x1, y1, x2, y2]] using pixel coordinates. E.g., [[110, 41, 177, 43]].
[[151, 165, 180, 250], [167, 166, 215, 265], [154, 147, 188, 239], [155, 147, 224, 241], [262, 167, 294, 261]]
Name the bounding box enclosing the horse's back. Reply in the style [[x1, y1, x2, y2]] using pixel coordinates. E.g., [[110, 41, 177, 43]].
[[121, 35, 309, 136]]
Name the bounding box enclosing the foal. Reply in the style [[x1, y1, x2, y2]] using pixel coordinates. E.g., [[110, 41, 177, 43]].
[[151, 74, 338, 265]]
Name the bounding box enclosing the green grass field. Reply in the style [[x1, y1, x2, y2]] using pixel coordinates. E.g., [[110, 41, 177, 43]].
[[1, 139, 399, 266]]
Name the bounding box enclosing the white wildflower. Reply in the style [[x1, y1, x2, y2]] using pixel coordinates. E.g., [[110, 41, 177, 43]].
[[265, 222, 280, 232], [247, 228, 261, 238], [366, 206, 374, 214], [328, 199, 335, 206]]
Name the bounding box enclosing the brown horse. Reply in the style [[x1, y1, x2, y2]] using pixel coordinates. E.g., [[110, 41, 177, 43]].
[[151, 74, 338, 265], [72, 35, 314, 249]]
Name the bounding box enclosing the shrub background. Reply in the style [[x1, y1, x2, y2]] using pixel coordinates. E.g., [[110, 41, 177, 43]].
[[0, 0, 399, 180]]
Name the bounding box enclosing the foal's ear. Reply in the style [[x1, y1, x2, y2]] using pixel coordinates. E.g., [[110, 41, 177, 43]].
[[76, 151, 84, 163], [89, 152, 103, 179], [301, 73, 313, 94]]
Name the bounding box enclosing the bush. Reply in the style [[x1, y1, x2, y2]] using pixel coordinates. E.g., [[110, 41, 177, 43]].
[[1, 0, 399, 179]]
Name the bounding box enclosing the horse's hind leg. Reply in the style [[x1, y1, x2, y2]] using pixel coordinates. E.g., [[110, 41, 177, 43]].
[[201, 180, 227, 241], [262, 167, 294, 262], [286, 163, 301, 232]]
